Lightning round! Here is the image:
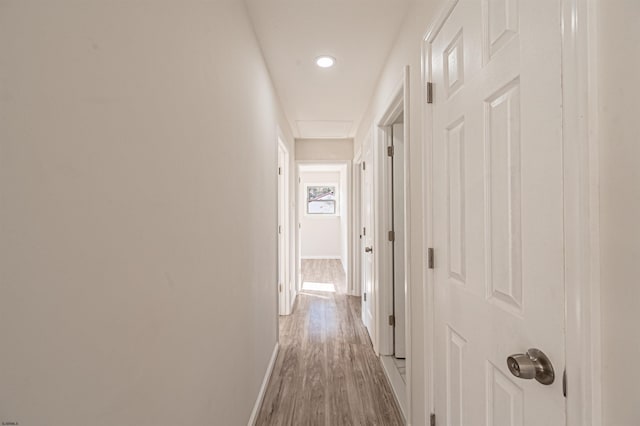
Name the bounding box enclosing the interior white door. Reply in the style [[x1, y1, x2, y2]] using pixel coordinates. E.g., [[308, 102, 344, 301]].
[[362, 139, 375, 341], [431, 1, 566, 425], [392, 123, 406, 359], [277, 145, 288, 316]]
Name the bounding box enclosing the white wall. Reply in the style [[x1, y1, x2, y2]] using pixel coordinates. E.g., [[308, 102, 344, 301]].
[[0, 1, 293, 425], [353, 1, 446, 424], [598, 1, 640, 424], [296, 138, 354, 161], [300, 171, 342, 259]]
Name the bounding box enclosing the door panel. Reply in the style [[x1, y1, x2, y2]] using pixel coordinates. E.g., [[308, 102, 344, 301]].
[[392, 123, 406, 359], [362, 139, 375, 341], [277, 145, 288, 316], [431, 1, 566, 424]]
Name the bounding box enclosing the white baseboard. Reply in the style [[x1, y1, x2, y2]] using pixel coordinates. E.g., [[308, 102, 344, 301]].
[[380, 355, 407, 422], [248, 342, 279, 426]]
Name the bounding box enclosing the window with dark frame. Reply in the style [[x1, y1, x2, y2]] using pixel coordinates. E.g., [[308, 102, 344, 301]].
[[307, 186, 336, 215]]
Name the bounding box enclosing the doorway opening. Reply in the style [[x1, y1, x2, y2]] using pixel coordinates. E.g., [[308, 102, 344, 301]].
[[297, 162, 350, 292], [375, 67, 411, 419]]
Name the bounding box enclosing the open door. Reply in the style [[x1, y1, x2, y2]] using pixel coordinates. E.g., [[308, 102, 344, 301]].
[[430, 0, 566, 424]]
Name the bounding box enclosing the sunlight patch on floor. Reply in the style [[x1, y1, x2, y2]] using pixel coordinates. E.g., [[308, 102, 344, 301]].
[[299, 292, 331, 300], [302, 281, 336, 293]]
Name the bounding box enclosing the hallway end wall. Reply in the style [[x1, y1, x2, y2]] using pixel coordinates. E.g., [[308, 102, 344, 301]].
[[299, 171, 343, 260], [0, 1, 292, 425]]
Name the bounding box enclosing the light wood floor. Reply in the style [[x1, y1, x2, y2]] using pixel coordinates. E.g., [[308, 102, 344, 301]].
[[256, 259, 404, 426]]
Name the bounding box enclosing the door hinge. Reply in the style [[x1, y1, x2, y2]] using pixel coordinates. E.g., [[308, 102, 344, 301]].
[[563, 369, 567, 398], [363, 293, 367, 302], [279, 283, 282, 293], [278, 225, 282, 235], [427, 82, 434, 104], [430, 413, 436, 426], [362, 161, 366, 171], [388, 230, 395, 242], [363, 227, 366, 236], [278, 167, 282, 175], [388, 315, 395, 327], [387, 146, 394, 157], [298, 177, 301, 183], [428, 248, 435, 269]]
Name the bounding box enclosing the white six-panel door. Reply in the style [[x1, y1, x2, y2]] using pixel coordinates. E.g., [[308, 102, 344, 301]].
[[362, 138, 375, 342], [431, 0, 566, 424]]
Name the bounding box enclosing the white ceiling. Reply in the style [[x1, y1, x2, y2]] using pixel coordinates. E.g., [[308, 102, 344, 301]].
[[245, 0, 411, 139]]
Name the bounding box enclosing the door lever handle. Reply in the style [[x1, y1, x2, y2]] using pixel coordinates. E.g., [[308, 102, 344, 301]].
[[507, 348, 555, 385], [365, 246, 373, 253]]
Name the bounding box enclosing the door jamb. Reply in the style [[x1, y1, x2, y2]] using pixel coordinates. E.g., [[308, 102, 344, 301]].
[[421, 2, 449, 420], [561, 0, 602, 424], [295, 160, 353, 293], [376, 66, 412, 424], [420, 0, 602, 424], [421, 2, 460, 418]]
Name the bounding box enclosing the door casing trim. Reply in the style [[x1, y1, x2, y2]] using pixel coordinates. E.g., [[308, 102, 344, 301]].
[[560, 0, 602, 424], [295, 160, 354, 294], [374, 66, 412, 423]]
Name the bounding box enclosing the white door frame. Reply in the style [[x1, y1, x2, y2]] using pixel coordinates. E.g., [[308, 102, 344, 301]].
[[295, 160, 353, 293], [560, 0, 601, 423], [375, 66, 413, 422], [420, 1, 601, 424]]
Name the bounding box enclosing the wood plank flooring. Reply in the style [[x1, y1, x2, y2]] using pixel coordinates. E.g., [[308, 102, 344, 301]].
[[256, 259, 404, 426]]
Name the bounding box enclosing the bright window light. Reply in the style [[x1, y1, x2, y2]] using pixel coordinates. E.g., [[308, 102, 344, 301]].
[[307, 185, 336, 215], [316, 56, 336, 68]]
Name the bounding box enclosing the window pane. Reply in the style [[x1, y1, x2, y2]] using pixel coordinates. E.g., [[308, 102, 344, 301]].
[[308, 200, 336, 214], [307, 186, 335, 201], [307, 186, 336, 214]]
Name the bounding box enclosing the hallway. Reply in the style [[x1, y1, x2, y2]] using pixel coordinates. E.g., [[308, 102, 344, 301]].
[[256, 260, 403, 425], [2, 1, 637, 425]]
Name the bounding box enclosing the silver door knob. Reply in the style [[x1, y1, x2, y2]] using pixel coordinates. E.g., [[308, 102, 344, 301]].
[[365, 246, 373, 253], [506, 348, 555, 385]]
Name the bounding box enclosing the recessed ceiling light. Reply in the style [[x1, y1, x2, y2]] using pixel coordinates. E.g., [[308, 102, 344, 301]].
[[316, 56, 336, 68]]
